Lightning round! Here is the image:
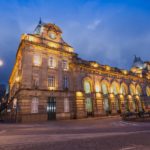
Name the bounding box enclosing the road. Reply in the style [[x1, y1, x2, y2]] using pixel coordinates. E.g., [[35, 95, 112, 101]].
[[0, 117, 150, 150]]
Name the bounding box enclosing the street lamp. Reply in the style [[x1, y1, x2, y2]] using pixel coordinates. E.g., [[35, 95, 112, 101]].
[[0, 60, 3, 67]]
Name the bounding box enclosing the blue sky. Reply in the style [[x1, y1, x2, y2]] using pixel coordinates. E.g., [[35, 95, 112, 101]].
[[0, 0, 150, 84]]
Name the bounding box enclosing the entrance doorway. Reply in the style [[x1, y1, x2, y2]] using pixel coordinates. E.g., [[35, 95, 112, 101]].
[[103, 97, 111, 114], [85, 97, 93, 117], [47, 97, 56, 120]]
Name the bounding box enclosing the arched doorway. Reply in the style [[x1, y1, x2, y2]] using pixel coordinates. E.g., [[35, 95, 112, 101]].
[[101, 80, 111, 114], [120, 83, 128, 112], [84, 79, 93, 117], [129, 84, 136, 112], [110, 81, 121, 113], [136, 85, 143, 112]]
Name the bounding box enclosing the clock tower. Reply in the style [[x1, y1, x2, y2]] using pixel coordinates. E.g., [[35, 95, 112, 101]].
[[34, 19, 63, 43]]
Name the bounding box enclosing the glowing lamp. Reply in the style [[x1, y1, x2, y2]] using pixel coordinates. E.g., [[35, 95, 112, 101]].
[[15, 76, 20, 82], [48, 87, 55, 90], [105, 65, 111, 71], [76, 92, 83, 97], [110, 93, 114, 98], [122, 70, 128, 75], [96, 93, 101, 98], [90, 62, 99, 68], [0, 60, 3, 66], [119, 94, 123, 99]]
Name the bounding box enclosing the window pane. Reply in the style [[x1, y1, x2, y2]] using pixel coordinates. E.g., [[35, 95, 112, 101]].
[[63, 76, 68, 89], [102, 84, 108, 94], [48, 76, 55, 87], [64, 98, 69, 112], [62, 60, 68, 70], [48, 57, 56, 68], [84, 81, 91, 94], [33, 54, 41, 66], [31, 97, 39, 113]]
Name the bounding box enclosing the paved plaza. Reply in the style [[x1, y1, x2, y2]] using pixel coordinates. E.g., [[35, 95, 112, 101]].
[[0, 117, 150, 150]]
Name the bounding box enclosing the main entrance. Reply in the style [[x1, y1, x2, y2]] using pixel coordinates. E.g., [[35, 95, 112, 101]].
[[47, 97, 56, 120], [85, 97, 93, 117]]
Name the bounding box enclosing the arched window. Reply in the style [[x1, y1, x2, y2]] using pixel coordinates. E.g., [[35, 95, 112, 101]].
[[136, 85, 142, 96], [146, 86, 150, 96], [110, 82, 119, 95], [84, 80, 91, 94], [101, 83, 108, 95], [95, 82, 100, 93], [130, 84, 135, 96], [120, 84, 127, 95]]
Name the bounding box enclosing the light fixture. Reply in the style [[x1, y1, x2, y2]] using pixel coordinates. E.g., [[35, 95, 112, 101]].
[[0, 59, 3, 67]]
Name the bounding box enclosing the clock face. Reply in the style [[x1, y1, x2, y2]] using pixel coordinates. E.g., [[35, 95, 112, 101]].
[[49, 33, 56, 39]]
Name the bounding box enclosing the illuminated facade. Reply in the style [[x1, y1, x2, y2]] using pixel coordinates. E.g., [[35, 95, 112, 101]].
[[8, 20, 150, 122]]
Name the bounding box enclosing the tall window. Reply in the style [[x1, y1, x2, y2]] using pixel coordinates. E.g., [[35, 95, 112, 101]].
[[63, 76, 69, 89], [102, 83, 108, 95], [33, 54, 42, 66], [136, 86, 142, 96], [64, 98, 70, 113], [120, 84, 127, 95], [48, 76, 55, 87], [84, 81, 91, 94], [33, 75, 39, 88], [95, 83, 100, 92], [130, 85, 135, 96], [48, 57, 56, 68], [31, 97, 39, 113], [111, 83, 118, 95], [62, 60, 68, 70]]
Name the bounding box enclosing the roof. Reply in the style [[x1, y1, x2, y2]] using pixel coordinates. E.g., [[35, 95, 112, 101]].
[[43, 23, 62, 33]]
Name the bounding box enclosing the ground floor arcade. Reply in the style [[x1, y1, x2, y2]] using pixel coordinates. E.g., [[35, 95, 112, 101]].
[[2, 89, 149, 123]]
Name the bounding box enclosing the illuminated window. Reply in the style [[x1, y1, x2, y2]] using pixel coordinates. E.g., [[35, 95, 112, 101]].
[[84, 81, 91, 94], [102, 83, 108, 95], [120, 85, 127, 95], [136, 86, 142, 96], [48, 76, 55, 87], [33, 54, 42, 66], [130, 85, 135, 96], [103, 97, 110, 111], [95, 84, 100, 92], [111, 84, 118, 95], [62, 60, 68, 70], [48, 57, 56, 68], [64, 98, 69, 113], [63, 76, 69, 89], [31, 97, 39, 113]]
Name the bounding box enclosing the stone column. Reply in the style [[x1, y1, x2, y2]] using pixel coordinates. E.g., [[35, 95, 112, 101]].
[[119, 94, 125, 113], [109, 94, 116, 114], [94, 93, 104, 116], [75, 91, 86, 118], [135, 95, 143, 112]]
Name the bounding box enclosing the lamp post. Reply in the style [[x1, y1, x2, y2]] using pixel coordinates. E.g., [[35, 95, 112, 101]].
[[0, 59, 3, 67]]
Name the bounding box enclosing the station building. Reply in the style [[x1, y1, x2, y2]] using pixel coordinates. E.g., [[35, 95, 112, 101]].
[[7, 20, 150, 122]]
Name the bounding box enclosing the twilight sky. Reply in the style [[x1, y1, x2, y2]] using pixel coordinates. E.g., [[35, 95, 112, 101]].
[[0, 0, 150, 84]]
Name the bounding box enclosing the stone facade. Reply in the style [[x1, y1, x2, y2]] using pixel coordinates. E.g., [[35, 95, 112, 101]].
[[7, 21, 150, 122]]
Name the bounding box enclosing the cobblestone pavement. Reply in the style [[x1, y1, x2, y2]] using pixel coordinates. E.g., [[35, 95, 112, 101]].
[[0, 117, 150, 150]]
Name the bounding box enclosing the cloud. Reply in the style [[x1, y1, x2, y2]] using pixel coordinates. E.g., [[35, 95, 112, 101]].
[[0, 0, 150, 83], [87, 19, 102, 30]]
